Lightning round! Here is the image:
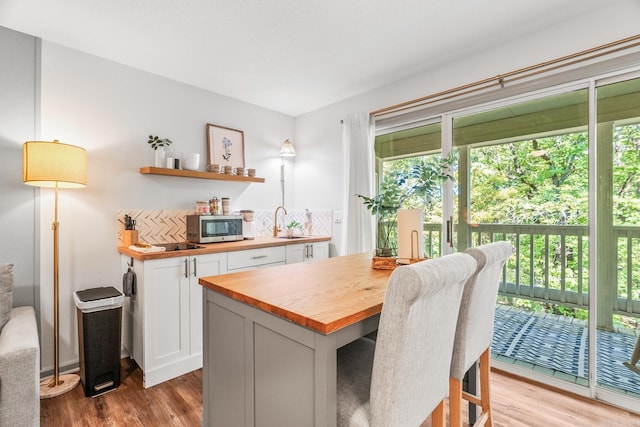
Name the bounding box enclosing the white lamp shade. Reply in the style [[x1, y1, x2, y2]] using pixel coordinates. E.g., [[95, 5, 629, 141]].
[[279, 139, 296, 157], [23, 140, 87, 188]]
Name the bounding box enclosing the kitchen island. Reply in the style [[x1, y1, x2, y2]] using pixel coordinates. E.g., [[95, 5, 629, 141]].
[[198, 253, 392, 427]]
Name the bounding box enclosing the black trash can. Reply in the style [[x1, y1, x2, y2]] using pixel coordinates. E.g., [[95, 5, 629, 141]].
[[73, 286, 124, 397]]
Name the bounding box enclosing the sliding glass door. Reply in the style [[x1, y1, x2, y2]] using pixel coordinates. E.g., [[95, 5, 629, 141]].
[[453, 87, 592, 388], [374, 74, 640, 410], [595, 76, 640, 399]]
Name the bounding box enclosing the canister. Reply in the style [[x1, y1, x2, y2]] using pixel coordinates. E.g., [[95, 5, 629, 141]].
[[209, 197, 220, 215], [196, 201, 210, 215]]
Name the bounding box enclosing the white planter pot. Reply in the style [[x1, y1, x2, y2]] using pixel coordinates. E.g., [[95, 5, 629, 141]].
[[154, 147, 165, 167]]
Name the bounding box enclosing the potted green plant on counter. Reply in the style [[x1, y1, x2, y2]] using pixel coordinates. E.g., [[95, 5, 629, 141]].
[[357, 171, 408, 262], [357, 153, 454, 268], [286, 220, 301, 238]]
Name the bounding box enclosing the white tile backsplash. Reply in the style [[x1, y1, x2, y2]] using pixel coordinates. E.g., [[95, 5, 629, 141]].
[[117, 208, 333, 245]]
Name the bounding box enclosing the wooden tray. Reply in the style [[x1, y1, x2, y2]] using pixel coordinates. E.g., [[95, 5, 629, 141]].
[[372, 256, 429, 270]]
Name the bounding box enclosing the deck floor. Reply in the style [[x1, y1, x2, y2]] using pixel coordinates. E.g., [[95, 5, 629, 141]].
[[492, 304, 640, 397]]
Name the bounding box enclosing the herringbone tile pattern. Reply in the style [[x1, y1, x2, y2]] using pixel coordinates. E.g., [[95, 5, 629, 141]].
[[116, 209, 193, 244]]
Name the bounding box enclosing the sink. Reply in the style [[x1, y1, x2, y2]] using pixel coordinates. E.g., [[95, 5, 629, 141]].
[[277, 235, 305, 239], [156, 242, 205, 251]]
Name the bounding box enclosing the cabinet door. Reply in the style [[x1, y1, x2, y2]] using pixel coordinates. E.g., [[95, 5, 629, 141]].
[[144, 257, 190, 370], [285, 244, 306, 264], [308, 242, 329, 262], [190, 253, 227, 355]]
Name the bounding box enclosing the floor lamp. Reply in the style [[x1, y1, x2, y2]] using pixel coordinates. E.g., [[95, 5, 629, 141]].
[[279, 139, 296, 206], [22, 139, 87, 399]]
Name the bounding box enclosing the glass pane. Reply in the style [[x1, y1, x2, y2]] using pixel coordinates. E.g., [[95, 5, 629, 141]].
[[454, 88, 590, 387], [596, 77, 640, 397], [373, 122, 444, 258]]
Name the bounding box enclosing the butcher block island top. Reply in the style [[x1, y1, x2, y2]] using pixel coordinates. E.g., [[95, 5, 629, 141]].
[[198, 252, 392, 334]]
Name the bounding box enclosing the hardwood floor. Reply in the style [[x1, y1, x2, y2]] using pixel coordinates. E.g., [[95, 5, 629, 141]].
[[40, 358, 202, 426], [41, 359, 639, 426]]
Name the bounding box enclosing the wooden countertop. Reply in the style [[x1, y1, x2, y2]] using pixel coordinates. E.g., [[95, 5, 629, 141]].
[[198, 253, 392, 334], [118, 235, 332, 260]]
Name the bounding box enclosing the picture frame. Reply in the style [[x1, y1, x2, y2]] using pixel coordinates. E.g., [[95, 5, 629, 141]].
[[206, 123, 245, 169]]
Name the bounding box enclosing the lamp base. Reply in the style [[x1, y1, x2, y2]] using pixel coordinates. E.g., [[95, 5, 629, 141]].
[[40, 373, 80, 399]]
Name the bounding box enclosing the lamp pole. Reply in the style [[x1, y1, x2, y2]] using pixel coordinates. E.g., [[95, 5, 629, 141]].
[[23, 139, 86, 398]]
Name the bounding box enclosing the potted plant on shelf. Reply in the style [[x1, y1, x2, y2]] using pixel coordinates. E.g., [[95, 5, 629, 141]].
[[148, 135, 173, 167]]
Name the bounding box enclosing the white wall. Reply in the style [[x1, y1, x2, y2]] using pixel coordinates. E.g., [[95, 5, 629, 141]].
[[292, 1, 640, 255], [37, 42, 294, 373], [0, 27, 39, 309], [4, 0, 640, 375]]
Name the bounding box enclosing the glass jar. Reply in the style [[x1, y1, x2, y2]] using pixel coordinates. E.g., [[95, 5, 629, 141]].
[[209, 197, 219, 215], [196, 200, 210, 215]]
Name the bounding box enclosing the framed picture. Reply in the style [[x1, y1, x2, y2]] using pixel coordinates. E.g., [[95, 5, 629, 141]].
[[206, 123, 245, 169]]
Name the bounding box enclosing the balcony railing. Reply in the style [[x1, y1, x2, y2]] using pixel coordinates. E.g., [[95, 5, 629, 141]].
[[422, 222, 640, 319]]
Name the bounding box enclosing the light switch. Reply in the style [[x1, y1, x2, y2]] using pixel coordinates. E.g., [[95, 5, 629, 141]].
[[334, 211, 343, 223]]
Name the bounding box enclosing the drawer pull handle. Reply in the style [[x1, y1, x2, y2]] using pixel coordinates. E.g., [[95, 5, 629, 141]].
[[251, 255, 268, 259]]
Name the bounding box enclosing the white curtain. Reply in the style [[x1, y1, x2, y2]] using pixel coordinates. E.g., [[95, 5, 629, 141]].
[[341, 112, 375, 255]]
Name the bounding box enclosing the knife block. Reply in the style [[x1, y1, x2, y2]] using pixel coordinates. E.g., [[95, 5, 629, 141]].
[[122, 230, 139, 247]]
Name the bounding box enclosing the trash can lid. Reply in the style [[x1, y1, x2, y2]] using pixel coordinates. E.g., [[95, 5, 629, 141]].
[[75, 286, 123, 302], [74, 286, 124, 312]]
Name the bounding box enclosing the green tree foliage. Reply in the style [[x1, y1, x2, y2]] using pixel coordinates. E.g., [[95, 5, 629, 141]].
[[470, 133, 589, 225], [613, 124, 640, 225], [378, 124, 640, 323], [360, 153, 453, 255]]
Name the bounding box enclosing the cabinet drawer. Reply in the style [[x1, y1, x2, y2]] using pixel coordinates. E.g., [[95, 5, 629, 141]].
[[228, 246, 286, 270]]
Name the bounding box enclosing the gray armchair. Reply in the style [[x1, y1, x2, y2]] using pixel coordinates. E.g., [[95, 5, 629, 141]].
[[0, 264, 40, 426]]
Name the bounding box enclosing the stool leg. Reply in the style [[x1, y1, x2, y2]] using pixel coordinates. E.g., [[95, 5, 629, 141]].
[[449, 377, 463, 427], [432, 399, 446, 427], [479, 348, 492, 427]]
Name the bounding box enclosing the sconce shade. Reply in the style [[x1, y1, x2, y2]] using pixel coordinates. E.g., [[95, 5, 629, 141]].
[[23, 140, 87, 188], [279, 139, 296, 157]]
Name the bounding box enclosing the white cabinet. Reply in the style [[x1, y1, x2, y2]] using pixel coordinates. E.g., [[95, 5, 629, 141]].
[[125, 252, 227, 388], [285, 242, 329, 264], [121, 240, 328, 388], [228, 246, 286, 271]]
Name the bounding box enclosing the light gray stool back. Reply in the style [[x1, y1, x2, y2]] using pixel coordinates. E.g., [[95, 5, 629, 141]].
[[337, 252, 477, 427], [449, 241, 514, 427]]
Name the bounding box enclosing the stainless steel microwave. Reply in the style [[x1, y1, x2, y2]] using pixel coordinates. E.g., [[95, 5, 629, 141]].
[[186, 214, 244, 243]]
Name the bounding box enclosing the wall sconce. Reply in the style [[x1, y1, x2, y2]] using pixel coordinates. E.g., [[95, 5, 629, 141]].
[[279, 139, 296, 206]]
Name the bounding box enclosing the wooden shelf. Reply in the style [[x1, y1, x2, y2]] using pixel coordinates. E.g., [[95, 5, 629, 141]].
[[140, 166, 265, 183]]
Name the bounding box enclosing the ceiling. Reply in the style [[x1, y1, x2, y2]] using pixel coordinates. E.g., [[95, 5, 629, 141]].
[[0, 0, 606, 116]]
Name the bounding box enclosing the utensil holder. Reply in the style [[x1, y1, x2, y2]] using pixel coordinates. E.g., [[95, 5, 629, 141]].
[[122, 230, 139, 247]]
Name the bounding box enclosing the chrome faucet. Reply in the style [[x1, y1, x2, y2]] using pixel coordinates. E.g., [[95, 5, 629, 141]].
[[273, 205, 288, 236]]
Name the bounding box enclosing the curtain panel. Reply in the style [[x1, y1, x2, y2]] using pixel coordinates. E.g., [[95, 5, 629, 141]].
[[341, 112, 375, 255]]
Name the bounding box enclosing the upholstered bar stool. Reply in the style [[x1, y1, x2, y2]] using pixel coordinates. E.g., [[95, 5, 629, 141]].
[[449, 241, 514, 427], [337, 252, 477, 427]]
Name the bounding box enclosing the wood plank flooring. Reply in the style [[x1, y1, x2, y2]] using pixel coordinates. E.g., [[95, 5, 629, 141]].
[[40, 358, 640, 426]]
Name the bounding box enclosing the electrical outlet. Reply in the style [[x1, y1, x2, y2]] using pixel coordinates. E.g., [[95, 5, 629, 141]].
[[334, 211, 343, 223]]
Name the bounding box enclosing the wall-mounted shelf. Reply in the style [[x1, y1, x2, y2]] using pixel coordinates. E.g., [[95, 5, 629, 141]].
[[140, 166, 265, 183]]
